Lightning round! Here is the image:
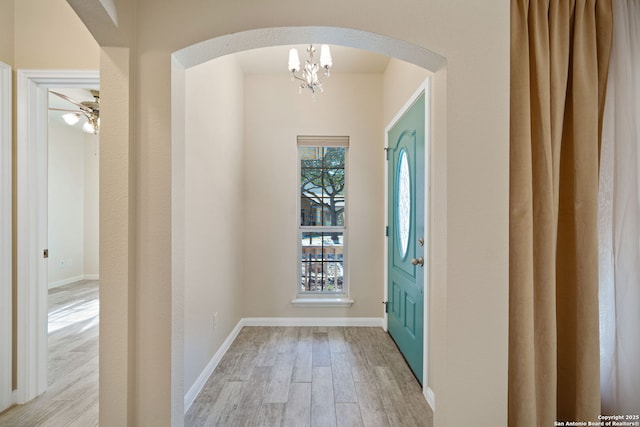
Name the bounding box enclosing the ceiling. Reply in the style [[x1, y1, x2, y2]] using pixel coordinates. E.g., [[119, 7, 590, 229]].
[[47, 45, 389, 121], [234, 44, 391, 74]]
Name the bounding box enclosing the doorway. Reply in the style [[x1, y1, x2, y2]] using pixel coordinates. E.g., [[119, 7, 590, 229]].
[[15, 70, 99, 404], [173, 28, 442, 416]]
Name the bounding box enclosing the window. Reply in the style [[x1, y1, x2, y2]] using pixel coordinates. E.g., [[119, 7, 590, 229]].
[[298, 136, 348, 299]]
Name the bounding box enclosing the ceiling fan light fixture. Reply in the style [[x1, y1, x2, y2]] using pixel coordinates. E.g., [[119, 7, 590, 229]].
[[50, 89, 100, 135], [82, 120, 96, 134], [62, 112, 80, 126]]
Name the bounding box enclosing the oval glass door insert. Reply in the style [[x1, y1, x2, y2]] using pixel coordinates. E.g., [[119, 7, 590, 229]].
[[397, 149, 411, 258]]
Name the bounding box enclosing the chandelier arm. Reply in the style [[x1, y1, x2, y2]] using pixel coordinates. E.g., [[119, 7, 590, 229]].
[[291, 73, 310, 84], [288, 44, 331, 94]]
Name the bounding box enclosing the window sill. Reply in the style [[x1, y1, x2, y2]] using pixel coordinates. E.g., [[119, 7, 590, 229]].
[[291, 297, 354, 307]]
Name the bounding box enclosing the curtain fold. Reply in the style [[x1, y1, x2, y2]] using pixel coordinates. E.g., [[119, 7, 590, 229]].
[[598, 0, 640, 415], [510, 1, 612, 425]]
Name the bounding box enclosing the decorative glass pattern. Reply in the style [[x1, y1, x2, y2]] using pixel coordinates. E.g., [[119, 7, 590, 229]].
[[397, 149, 411, 258]]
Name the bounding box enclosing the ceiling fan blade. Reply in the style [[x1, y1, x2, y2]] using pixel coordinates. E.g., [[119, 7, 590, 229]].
[[50, 91, 93, 113], [48, 107, 90, 118], [49, 107, 84, 113]]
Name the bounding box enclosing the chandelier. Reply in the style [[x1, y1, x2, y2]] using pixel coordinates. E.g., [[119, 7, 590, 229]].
[[288, 44, 333, 94]]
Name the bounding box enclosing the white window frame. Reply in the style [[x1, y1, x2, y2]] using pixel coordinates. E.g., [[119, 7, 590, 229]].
[[292, 136, 353, 307]]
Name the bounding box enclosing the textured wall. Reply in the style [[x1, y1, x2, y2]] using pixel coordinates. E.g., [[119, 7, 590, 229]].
[[86, 0, 510, 425], [184, 55, 245, 393]]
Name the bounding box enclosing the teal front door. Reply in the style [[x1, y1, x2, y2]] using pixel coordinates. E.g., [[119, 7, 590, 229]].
[[387, 92, 425, 384]]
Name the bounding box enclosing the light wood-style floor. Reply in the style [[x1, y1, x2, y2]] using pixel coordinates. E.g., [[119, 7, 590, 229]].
[[0, 280, 99, 427], [0, 283, 432, 427], [186, 326, 433, 427]]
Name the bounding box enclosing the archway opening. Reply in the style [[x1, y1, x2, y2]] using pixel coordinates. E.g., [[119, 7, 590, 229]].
[[171, 26, 447, 418]]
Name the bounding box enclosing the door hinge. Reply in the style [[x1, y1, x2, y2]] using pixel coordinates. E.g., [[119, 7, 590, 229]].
[[384, 147, 389, 160], [385, 225, 389, 236], [382, 301, 389, 313], [43, 249, 49, 259]]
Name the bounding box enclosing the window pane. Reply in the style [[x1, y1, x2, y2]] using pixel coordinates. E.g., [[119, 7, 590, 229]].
[[324, 147, 345, 168], [301, 167, 323, 226], [300, 146, 323, 163], [300, 147, 345, 227], [300, 232, 344, 292]]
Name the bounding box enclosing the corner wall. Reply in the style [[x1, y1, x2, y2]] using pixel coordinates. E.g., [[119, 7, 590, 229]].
[[83, 133, 99, 277], [184, 55, 245, 392], [383, 59, 431, 126]]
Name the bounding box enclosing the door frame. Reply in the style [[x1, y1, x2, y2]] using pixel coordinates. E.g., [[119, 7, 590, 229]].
[[383, 78, 434, 408], [0, 61, 12, 411], [16, 69, 99, 403]]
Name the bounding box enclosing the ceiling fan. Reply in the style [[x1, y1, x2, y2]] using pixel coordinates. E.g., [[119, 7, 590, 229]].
[[49, 89, 100, 135]]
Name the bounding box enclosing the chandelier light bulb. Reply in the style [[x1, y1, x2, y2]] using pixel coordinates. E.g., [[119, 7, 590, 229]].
[[320, 44, 332, 70], [288, 48, 301, 72]]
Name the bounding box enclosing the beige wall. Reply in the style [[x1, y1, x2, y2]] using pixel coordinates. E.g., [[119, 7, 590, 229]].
[[83, 132, 99, 277], [78, 0, 510, 425], [0, 0, 14, 65], [13, 0, 98, 69], [183, 55, 244, 392], [242, 72, 384, 318], [383, 59, 431, 126], [48, 118, 86, 286], [47, 118, 100, 287]]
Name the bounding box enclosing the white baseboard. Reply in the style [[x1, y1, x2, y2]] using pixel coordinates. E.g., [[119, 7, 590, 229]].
[[242, 317, 384, 327], [184, 316, 385, 414], [425, 387, 435, 411], [48, 274, 100, 289], [183, 320, 244, 413], [48, 275, 84, 289]]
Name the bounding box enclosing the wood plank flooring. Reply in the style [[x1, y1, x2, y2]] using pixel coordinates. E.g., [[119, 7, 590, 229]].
[[0, 283, 433, 427], [0, 280, 99, 427], [185, 326, 433, 427]]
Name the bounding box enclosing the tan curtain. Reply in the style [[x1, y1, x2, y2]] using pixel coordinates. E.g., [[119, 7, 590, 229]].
[[509, 0, 612, 425]]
